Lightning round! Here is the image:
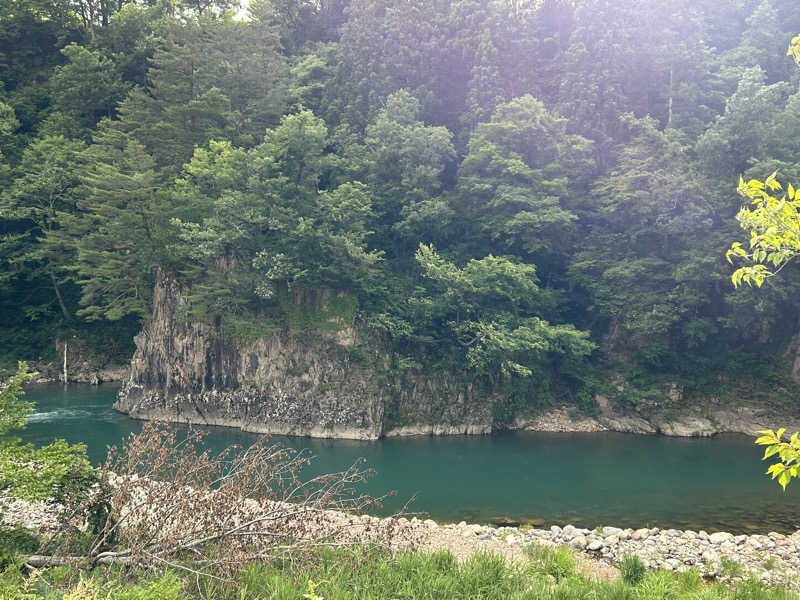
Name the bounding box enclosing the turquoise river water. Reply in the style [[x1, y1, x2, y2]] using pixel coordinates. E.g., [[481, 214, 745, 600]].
[[17, 383, 800, 534]]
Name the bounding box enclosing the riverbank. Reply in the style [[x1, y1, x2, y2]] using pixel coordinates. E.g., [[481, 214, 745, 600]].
[[3, 492, 798, 590], [512, 400, 800, 438]]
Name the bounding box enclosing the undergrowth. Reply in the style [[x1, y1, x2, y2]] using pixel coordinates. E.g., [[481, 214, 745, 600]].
[[0, 544, 797, 600]]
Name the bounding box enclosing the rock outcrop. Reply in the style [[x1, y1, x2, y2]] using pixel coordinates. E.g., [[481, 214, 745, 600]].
[[117, 274, 800, 439], [513, 396, 800, 438], [115, 274, 494, 439]]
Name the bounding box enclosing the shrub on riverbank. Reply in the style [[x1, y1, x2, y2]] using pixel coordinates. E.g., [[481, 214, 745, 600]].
[[0, 545, 797, 600]]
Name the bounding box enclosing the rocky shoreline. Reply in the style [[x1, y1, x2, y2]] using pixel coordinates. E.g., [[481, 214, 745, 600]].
[[511, 402, 800, 438], [445, 521, 800, 588], [4, 492, 798, 590]]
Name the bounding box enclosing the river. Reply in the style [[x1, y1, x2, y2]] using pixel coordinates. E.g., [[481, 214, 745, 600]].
[[18, 383, 800, 534]]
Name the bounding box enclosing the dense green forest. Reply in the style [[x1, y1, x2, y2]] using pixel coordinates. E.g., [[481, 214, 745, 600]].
[[2, 0, 800, 406]]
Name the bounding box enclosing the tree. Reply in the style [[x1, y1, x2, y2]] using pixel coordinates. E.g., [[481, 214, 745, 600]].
[[570, 116, 723, 356], [725, 40, 800, 491], [49, 43, 130, 132], [410, 244, 594, 381], [70, 124, 169, 321], [454, 95, 592, 261], [0, 102, 20, 180], [0, 363, 95, 503], [695, 67, 790, 179], [1, 135, 86, 322], [347, 90, 456, 260], [170, 111, 382, 323]]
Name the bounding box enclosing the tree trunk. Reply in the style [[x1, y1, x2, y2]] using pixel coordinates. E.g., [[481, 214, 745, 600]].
[[49, 270, 73, 322]]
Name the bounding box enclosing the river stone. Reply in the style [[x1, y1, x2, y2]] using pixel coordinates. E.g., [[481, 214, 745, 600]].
[[587, 540, 604, 551], [701, 549, 718, 562], [602, 526, 623, 536], [570, 535, 587, 549], [632, 528, 650, 540], [709, 532, 734, 544], [562, 525, 578, 540], [550, 525, 562, 536]]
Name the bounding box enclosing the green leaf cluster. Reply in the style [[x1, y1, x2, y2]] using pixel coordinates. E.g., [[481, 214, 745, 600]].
[[0, 363, 95, 503], [755, 428, 800, 490], [728, 173, 800, 288]]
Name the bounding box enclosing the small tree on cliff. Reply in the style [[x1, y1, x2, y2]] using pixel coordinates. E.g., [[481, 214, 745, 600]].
[[0, 363, 95, 504]]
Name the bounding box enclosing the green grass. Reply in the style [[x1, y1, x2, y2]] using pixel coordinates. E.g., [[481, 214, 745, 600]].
[[620, 553, 647, 586], [0, 545, 797, 600], [526, 543, 576, 582], [718, 557, 745, 579]]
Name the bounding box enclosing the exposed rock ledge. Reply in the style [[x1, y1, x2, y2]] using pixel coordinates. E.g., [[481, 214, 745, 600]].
[[114, 274, 493, 440], [513, 395, 800, 438]]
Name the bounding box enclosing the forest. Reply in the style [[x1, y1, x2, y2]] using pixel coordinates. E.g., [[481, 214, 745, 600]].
[[3, 0, 800, 408]]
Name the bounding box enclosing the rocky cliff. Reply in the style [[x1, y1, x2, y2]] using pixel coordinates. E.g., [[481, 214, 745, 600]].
[[115, 274, 494, 439], [117, 274, 800, 439]]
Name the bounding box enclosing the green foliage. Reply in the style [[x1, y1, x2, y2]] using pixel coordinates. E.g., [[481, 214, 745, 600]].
[[49, 43, 130, 131], [0, 363, 96, 503], [7, 0, 800, 412], [415, 244, 595, 380], [455, 95, 590, 259], [718, 557, 745, 579], [1, 134, 85, 322], [728, 173, 800, 288], [0, 545, 798, 600], [0, 364, 35, 437], [787, 33, 800, 65], [754, 428, 800, 490], [0, 527, 39, 571], [70, 125, 167, 321], [526, 543, 575, 582], [619, 554, 647, 586]]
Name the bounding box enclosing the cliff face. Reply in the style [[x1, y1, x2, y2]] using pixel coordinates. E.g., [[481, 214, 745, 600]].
[[117, 275, 800, 440], [115, 274, 494, 439]]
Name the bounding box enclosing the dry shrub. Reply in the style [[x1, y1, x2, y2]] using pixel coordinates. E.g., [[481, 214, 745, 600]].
[[57, 422, 417, 577]]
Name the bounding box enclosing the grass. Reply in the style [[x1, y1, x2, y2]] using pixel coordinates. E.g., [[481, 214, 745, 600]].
[[0, 545, 798, 600], [718, 556, 745, 579], [620, 553, 647, 586]]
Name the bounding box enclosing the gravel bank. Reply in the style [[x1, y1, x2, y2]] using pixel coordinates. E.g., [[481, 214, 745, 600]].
[[3, 494, 798, 589]]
